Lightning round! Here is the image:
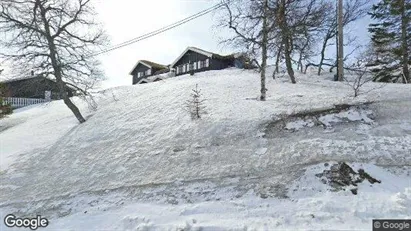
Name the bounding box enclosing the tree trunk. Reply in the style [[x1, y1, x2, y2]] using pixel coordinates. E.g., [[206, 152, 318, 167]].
[[279, 0, 296, 83], [38, 1, 86, 123], [337, 0, 344, 81], [298, 40, 310, 73], [318, 35, 330, 76], [298, 51, 303, 73], [283, 38, 296, 83], [260, 0, 268, 101], [275, 45, 282, 74], [273, 45, 282, 79], [400, 0, 410, 83]]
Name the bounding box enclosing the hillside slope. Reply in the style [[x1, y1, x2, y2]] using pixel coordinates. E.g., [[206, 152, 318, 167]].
[[1, 68, 410, 230]]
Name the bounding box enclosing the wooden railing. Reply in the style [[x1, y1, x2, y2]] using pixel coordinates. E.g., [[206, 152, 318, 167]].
[[2, 97, 48, 108]]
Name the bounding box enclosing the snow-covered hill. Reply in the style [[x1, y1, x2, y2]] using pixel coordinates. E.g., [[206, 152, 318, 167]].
[[1, 68, 410, 230]]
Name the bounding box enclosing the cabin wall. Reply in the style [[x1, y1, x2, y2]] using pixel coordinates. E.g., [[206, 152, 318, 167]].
[[132, 64, 151, 85], [174, 51, 211, 76], [133, 75, 143, 85], [3, 77, 73, 99], [210, 58, 231, 70], [174, 50, 209, 67], [173, 51, 235, 76]]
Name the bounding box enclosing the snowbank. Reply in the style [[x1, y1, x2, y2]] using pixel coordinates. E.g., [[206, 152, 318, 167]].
[[5, 163, 408, 230], [0, 68, 410, 230]]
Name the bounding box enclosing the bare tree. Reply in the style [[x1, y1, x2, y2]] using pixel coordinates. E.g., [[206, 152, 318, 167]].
[[273, 44, 282, 75], [337, 0, 344, 81], [284, 0, 330, 74], [220, 0, 347, 85], [260, 0, 269, 100], [304, 37, 362, 74], [276, 0, 296, 83], [220, 0, 324, 89], [344, 67, 386, 98], [220, 0, 271, 100], [344, 67, 373, 97], [344, 52, 386, 97], [0, 0, 108, 123], [311, 0, 369, 76]]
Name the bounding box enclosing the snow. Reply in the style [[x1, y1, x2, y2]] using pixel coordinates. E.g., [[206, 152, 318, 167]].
[[255, 147, 268, 155], [285, 119, 315, 130], [5, 163, 408, 231], [318, 107, 374, 127], [0, 100, 91, 171], [0, 67, 410, 230]]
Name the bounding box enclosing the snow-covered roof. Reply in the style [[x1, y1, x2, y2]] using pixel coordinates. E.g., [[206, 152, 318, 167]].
[[0, 75, 77, 90], [146, 76, 163, 81], [129, 60, 168, 75], [232, 52, 247, 59], [0, 75, 42, 83], [136, 78, 150, 84], [170, 47, 217, 68], [136, 73, 169, 84]]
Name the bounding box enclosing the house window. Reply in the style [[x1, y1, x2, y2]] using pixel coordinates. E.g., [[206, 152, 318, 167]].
[[186, 63, 190, 72], [205, 59, 210, 67], [176, 66, 180, 74], [198, 61, 203, 69], [183, 65, 186, 73], [137, 72, 144, 77], [193, 62, 197, 70], [145, 69, 151, 76], [189, 63, 193, 71]]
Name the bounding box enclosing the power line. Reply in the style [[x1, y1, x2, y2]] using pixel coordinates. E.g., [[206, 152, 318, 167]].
[[92, 2, 226, 57], [106, 2, 223, 50]]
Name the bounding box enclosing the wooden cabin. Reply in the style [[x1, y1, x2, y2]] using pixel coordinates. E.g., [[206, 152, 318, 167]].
[[0, 76, 75, 100], [170, 47, 236, 76], [129, 60, 168, 85]]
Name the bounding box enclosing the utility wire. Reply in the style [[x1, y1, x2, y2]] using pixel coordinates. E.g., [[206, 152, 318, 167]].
[[92, 2, 226, 57]]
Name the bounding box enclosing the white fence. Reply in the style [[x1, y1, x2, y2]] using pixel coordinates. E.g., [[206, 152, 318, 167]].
[[2, 97, 48, 108]]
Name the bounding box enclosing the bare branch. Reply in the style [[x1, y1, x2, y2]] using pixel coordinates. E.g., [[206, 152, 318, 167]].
[[0, 0, 108, 123]]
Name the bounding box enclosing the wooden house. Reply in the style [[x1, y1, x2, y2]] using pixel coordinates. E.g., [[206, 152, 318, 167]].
[[129, 47, 255, 85], [0, 75, 75, 100], [129, 60, 168, 85], [170, 47, 236, 76]]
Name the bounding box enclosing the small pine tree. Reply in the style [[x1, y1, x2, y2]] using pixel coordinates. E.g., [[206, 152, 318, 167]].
[[185, 84, 206, 120], [368, 0, 411, 83]]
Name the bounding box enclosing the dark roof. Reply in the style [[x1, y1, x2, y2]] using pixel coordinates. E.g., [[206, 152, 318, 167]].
[[140, 60, 168, 70], [129, 60, 168, 75], [0, 75, 77, 90], [170, 47, 235, 67], [153, 68, 170, 75], [0, 75, 40, 83], [191, 47, 233, 60]]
